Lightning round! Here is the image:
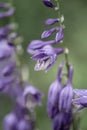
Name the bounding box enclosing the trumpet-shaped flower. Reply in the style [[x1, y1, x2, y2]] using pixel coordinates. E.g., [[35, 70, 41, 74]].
[[32, 45, 64, 71]]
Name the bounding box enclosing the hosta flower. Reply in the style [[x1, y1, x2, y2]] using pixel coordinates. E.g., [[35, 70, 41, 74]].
[[32, 45, 64, 71], [52, 112, 72, 130], [47, 62, 73, 130], [47, 62, 64, 118], [59, 64, 73, 112]]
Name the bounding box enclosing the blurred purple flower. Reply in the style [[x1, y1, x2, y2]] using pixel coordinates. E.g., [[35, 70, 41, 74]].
[[0, 23, 17, 39], [3, 112, 18, 130], [52, 112, 72, 130], [32, 45, 64, 71], [0, 2, 9, 8], [45, 18, 60, 26], [3, 98, 35, 130], [2, 62, 16, 76], [0, 39, 14, 59], [23, 84, 44, 107], [17, 119, 34, 130], [0, 39, 21, 96], [0, 7, 14, 19]]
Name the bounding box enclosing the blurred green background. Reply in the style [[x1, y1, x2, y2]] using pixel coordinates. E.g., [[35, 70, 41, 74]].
[[0, 0, 87, 130]]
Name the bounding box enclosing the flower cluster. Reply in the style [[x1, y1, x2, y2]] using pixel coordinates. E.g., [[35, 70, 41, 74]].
[[27, 0, 87, 130], [47, 62, 73, 130], [27, 0, 64, 72], [0, 2, 43, 130], [3, 83, 43, 130]]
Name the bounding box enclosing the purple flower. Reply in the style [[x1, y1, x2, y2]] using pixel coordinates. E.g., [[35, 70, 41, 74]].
[[23, 84, 44, 107], [59, 64, 73, 112], [12, 82, 44, 113], [32, 45, 64, 71], [17, 119, 34, 130], [2, 62, 16, 76], [74, 89, 87, 96], [73, 89, 87, 110], [47, 80, 61, 118], [0, 23, 17, 39], [3, 112, 18, 130], [0, 7, 14, 19], [3, 97, 35, 130], [45, 18, 60, 26], [0, 2, 9, 8], [0, 39, 14, 59], [41, 27, 58, 39], [47, 62, 64, 118], [43, 0, 55, 8], [55, 27, 64, 43], [52, 112, 72, 130], [27, 40, 55, 54], [0, 39, 21, 96], [73, 97, 87, 107]]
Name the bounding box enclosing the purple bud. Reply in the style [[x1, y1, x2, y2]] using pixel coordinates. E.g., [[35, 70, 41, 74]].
[[41, 28, 56, 39], [59, 64, 73, 112], [53, 112, 72, 130], [55, 28, 64, 43], [27, 40, 55, 54], [43, 0, 55, 8], [45, 18, 60, 26], [47, 80, 62, 118]]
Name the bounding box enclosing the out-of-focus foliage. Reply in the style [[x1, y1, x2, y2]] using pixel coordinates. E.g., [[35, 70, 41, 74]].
[[0, 0, 87, 130]]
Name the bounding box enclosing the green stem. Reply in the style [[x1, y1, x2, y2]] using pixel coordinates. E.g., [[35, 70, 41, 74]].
[[64, 48, 69, 74], [56, 0, 70, 73], [56, 0, 62, 27]]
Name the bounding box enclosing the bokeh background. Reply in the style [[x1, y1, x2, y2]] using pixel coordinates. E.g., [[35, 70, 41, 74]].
[[0, 0, 87, 130]]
